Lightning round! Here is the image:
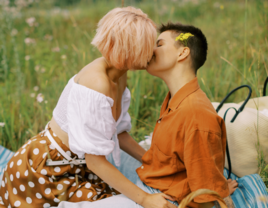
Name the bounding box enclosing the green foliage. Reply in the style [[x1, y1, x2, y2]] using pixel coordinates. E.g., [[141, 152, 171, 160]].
[[0, 0, 267, 187]]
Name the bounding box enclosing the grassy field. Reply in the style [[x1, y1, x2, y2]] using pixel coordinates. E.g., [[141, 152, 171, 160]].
[[0, 0, 267, 188]]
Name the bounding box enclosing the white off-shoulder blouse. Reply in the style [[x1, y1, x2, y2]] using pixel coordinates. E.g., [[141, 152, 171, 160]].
[[52, 75, 132, 166]]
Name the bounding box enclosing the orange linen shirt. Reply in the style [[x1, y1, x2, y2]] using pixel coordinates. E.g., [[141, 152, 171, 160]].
[[137, 78, 229, 207]]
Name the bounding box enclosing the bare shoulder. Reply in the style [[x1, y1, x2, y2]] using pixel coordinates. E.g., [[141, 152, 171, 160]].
[[75, 69, 111, 97]]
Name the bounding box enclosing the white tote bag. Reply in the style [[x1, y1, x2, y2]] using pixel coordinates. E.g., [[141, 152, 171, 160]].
[[212, 96, 268, 177]]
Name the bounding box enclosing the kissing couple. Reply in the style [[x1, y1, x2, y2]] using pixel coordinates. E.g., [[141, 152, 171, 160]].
[[0, 6, 237, 208]]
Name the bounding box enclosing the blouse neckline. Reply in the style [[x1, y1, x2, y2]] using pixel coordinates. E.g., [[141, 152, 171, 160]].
[[71, 75, 127, 125]]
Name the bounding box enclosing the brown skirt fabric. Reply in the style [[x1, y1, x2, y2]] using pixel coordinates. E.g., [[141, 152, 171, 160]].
[[0, 126, 118, 208]]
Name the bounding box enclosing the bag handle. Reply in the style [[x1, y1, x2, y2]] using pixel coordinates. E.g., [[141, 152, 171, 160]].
[[263, 77, 268, 96], [178, 189, 227, 208], [216, 85, 252, 121], [216, 85, 252, 179], [222, 107, 237, 179]]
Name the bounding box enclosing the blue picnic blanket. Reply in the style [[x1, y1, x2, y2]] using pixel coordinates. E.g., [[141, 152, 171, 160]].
[[0, 145, 267, 207], [0, 145, 14, 181], [223, 169, 268, 207]]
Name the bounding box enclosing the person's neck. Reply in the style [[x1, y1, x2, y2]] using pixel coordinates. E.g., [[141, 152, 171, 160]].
[[100, 57, 128, 83], [160, 64, 196, 98]]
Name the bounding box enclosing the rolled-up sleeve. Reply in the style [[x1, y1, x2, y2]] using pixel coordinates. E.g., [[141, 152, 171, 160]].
[[184, 130, 229, 203], [117, 87, 132, 135], [67, 84, 117, 159]]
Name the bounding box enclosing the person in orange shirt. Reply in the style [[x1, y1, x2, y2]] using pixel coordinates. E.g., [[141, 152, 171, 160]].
[[136, 22, 238, 208], [54, 22, 238, 208]]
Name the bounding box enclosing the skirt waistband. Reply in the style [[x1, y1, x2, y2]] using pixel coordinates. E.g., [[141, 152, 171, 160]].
[[45, 123, 86, 166]]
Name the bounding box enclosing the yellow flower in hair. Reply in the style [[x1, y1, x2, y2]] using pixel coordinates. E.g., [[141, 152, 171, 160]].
[[175, 33, 194, 46]]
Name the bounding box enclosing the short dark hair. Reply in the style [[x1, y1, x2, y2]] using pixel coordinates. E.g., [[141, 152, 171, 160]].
[[159, 22, 208, 72]]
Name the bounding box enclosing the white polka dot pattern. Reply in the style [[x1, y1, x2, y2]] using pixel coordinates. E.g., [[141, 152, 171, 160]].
[[28, 181, 35, 188], [43, 203, 50, 208], [76, 190, 82, 198], [4, 191, 8, 200], [13, 188, 17, 195], [16, 172, 20, 179], [14, 200, 21, 207], [29, 159, 33, 166], [88, 174, 93, 180], [45, 188, 51, 195], [38, 177, 45, 184], [17, 159, 22, 166], [0, 130, 117, 206], [33, 148, 39, 155], [49, 144, 55, 150], [87, 192, 93, 199], [85, 182, 91, 189], [41, 169, 47, 175], [63, 180, 70, 185], [54, 167, 61, 173], [26, 197, 32, 204], [57, 184, 63, 190], [54, 198, 60, 203], [75, 168, 81, 174], [20, 185, 25, 192], [36, 193, 42, 199]]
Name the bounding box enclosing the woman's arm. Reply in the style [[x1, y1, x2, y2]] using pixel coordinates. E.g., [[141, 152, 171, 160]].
[[85, 154, 177, 208], [117, 131, 146, 163]]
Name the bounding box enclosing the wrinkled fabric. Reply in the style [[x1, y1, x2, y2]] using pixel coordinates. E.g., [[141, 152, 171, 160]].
[[137, 78, 230, 206], [53, 75, 132, 166], [0, 128, 119, 208]]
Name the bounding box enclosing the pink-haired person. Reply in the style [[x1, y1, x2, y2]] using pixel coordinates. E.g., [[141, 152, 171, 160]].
[[0, 7, 176, 208]]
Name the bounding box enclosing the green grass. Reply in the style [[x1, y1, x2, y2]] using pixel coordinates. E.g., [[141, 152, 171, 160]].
[[0, 0, 267, 188]]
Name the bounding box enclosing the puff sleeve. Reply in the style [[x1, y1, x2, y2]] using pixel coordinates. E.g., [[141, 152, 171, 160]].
[[67, 84, 117, 159], [117, 87, 132, 135]]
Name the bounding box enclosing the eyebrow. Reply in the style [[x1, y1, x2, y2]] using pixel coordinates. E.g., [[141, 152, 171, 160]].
[[156, 39, 164, 45]]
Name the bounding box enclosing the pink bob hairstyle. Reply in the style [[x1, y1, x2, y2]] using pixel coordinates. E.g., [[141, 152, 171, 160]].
[[91, 7, 157, 69]]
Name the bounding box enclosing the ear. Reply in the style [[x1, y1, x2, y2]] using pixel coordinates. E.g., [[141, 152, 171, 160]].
[[177, 47, 190, 62]]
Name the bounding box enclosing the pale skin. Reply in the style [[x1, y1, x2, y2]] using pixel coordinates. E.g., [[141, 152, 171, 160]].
[[146, 31, 238, 208], [49, 57, 177, 208]]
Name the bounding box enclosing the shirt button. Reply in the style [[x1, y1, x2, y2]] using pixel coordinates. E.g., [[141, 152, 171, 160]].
[[141, 166, 144, 169]]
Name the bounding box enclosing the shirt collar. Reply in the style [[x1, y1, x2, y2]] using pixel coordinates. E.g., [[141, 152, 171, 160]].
[[160, 77, 200, 116]]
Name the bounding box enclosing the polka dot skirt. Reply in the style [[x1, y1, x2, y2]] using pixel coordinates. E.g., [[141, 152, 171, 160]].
[[0, 127, 119, 207]]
